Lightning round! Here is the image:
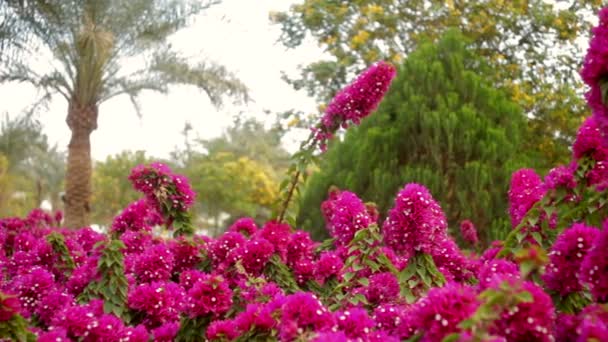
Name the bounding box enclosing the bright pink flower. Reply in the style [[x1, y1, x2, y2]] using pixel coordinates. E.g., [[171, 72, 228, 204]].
[[573, 116, 608, 160], [508, 168, 545, 228], [186, 274, 233, 318], [279, 292, 335, 341], [477, 259, 520, 290], [312, 331, 348, 341], [257, 220, 291, 260], [459, 220, 479, 245], [121, 325, 150, 342], [321, 189, 374, 247], [544, 162, 577, 190], [409, 282, 479, 342], [335, 307, 375, 339], [543, 223, 599, 295], [581, 8, 608, 138], [169, 237, 203, 274], [321, 61, 396, 130], [206, 319, 239, 341], [230, 237, 274, 276], [151, 322, 180, 342], [314, 251, 343, 283], [37, 328, 69, 342], [286, 231, 316, 266], [0, 292, 20, 321], [489, 281, 555, 342], [579, 224, 608, 302], [209, 232, 246, 267], [383, 183, 448, 256], [576, 304, 608, 341], [365, 272, 400, 305], [110, 199, 160, 235], [133, 243, 174, 283], [372, 304, 404, 336], [228, 217, 258, 237], [127, 281, 185, 326], [35, 289, 74, 325]]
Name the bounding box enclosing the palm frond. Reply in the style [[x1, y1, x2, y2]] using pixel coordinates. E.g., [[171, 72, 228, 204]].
[[149, 49, 249, 107]]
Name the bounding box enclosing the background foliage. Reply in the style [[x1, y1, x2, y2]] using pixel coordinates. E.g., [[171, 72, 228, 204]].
[[298, 31, 531, 243]]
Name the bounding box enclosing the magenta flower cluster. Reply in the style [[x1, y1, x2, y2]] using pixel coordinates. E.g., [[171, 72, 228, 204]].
[[542, 223, 599, 296], [321, 189, 375, 247], [128, 162, 196, 216], [314, 61, 397, 150], [459, 219, 479, 246], [581, 7, 608, 141]]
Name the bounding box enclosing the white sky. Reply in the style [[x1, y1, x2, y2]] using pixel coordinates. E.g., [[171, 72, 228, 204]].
[[0, 0, 323, 161]]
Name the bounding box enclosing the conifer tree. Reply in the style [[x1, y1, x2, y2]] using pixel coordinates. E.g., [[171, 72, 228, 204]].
[[298, 30, 531, 243]]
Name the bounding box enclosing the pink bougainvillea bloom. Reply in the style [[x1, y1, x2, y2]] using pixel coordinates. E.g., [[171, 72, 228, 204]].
[[382, 183, 448, 256], [314, 61, 396, 150], [576, 304, 608, 341], [489, 280, 555, 342], [236, 237, 274, 276], [581, 8, 608, 138], [579, 224, 608, 302], [127, 281, 185, 326], [573, 116, 608, 161], [365, 272, 400, 305], [314, 251, 343, 283], [542, 223, 599, 296], [128, 162, 195, 213], [228, 217, 258, 237], [508, 168, 546, 228], [0, 292, 20, 321], [321, 189, 374, 247], [186, 274, 233, 318], [321, 61, 397, 130], [256, 220, 291, 260], [408, 282, 479, 342], [477, 258, 520, 290], [133, 243, 175, 283], [286, 231, 316, 266], [334, 307, 376, 339], [206, 319, 239, 341], [459, 220, 479, 246], [544, 162, 578, 191], [37, 327, 69, 342], [110, 199, 158, 235], [151, 322, 180, 342], [279, 292, 335, 341]]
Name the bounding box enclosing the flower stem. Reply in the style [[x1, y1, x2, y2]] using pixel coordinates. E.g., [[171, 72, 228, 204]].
[[278, 169, 301, 223]]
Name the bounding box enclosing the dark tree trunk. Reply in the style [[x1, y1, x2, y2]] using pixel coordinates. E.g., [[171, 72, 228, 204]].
[[64, 100, 97, 228]]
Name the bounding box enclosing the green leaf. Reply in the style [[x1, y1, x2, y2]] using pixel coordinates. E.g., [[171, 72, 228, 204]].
[[515, 290, 533, 303], [531, 232, 543, 245], [442, 333, 461, 342], [600, 76, 608, 105], [358, 278, 369, 287]]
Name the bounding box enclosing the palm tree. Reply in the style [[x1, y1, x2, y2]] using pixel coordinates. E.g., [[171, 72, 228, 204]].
[[0, 0, 248, 227]]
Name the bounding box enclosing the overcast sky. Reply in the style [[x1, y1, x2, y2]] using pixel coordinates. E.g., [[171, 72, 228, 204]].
[[0, 0, 322, 161]]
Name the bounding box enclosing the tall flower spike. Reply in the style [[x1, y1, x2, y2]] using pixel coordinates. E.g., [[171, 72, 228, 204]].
[[315, 61, 396, 149]]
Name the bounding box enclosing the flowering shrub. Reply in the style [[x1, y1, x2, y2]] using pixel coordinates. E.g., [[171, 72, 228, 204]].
[[2, 10, 608, 342]]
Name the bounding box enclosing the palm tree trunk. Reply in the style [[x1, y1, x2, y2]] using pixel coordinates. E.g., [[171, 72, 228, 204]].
[[64, 100, 97, 228]]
